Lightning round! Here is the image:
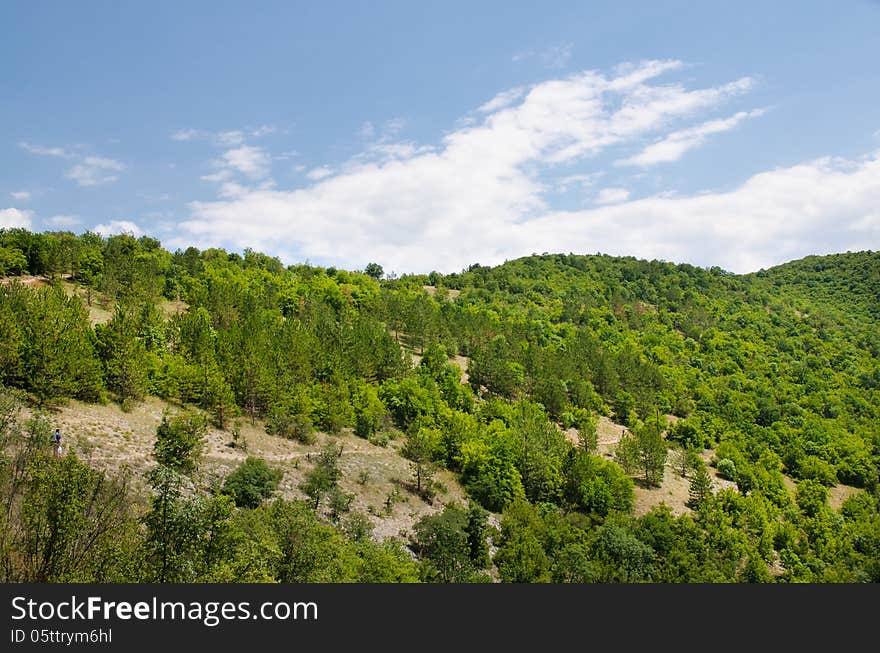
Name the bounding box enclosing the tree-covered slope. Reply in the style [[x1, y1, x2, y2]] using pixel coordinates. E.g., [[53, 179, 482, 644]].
[[1, 228, 878, 583]]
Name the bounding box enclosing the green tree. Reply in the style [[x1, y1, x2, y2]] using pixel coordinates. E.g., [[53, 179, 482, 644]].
[[412, 504, 486, 582], [364, 262, 384, 280], [616, 414, 667, 487], [222, 457, 281, 508], [402, 427, 440, 498], [688, 458, 713, 507], [94, 305, 149, 405], [153, 411, 207, 474], [300, 441, 342, 510]]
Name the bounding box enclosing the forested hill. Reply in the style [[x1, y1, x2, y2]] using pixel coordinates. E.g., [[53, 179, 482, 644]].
[[1, 228, 878, 584], [753, 251, 880, 323]]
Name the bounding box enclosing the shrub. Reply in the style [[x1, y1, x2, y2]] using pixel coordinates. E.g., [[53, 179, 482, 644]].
[[716, 458, 737, 481], [221, 457, 281, 508]]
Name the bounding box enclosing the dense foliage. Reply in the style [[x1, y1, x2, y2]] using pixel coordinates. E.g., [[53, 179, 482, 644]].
[[1, 228, 878, 582]]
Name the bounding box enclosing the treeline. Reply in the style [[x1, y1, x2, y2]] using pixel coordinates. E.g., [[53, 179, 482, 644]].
[[0, 229, 878, 582]]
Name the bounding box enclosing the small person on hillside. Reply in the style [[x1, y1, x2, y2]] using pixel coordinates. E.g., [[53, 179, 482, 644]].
[[53, 428, 62, 457]]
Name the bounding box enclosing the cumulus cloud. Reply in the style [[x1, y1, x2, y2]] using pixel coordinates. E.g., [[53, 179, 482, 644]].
[[65, 156, 126, 186], [0, 208, 32, 229], [617, 108, 766, 167], [517, 155, 880, 273], [10, 191, 31, 201], [595, 187, 630, 204], [176, 60, 876, 274], [94, 220, 143, 237]]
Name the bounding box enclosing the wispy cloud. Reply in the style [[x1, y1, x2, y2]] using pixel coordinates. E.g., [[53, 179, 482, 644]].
[[595, 187, 630, 204], [171, 128, 200, 141], [617, 108, 766, 167], [220, 146, 271, 179], [171, 125, 277, 146], [216, 131, 245, 147], [359, 121, 376, 139], [65, 156, 126, 187], [19, 142, 72, 157], [10, 191, 31, 201], [47, 215, 81, 227], [176, 61, 787, 272], [21, 142, 125, 187], [513, 42, 573, 69], [306, 166, 333, 181], [556, 173, 604, 193], [0, 207, 32, 229], [478, 87, 527, 113], [250, 125, 276, 138]]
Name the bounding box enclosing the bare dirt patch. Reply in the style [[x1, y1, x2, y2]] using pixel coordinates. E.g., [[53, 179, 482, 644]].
[[49, 396, 467, 543], [781, 473, 861, 511], [422, 285, 461, 301], [1, 275, 49, 288], [589, 415, 736, 516], [827, 483, 861, 510]]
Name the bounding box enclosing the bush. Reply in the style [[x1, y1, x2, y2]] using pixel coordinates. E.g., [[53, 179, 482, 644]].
[[266, 403, 315, 444], [221, 457, 281, 508], [716, 458, 737, 481]]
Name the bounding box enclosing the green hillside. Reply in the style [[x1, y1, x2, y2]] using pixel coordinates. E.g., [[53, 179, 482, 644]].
[[1, 228, 878, 583]]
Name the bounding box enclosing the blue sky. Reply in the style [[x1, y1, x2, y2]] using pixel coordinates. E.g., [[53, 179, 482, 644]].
[[2, 0, 879, 274]]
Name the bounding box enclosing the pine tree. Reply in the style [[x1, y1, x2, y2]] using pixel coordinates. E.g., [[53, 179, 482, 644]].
[[688, 460, 712, 507]]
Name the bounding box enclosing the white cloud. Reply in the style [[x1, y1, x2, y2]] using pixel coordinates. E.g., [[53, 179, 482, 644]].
[[384, 118, 407, 136], [171, 128, 200, 141], [543, 42, 573, 69], [176, 61, 876, 275], [216, 130, 246, 147], [173, 126, 276, 145], [0, 208, 32, 229], [359, 121, 375, 139], [48, 215, 81, 227], [21, 142, 124, 186], [65, 156, 126, 186], [219, 146, 271, 179], [617, 108, 766, 167], [10, 191, 31, 201], [201, 170, 233, 183], [557, 173, 604, 192], [94, 220, 142, 237], [19, 142, 71, 157], [306, 166, 333, 181], [513, 43, 573, 69], [250, 125, 276, 138], [595, 187, 630, 204], [478, 87, 527, 113], [516, 154, 880, 273]]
